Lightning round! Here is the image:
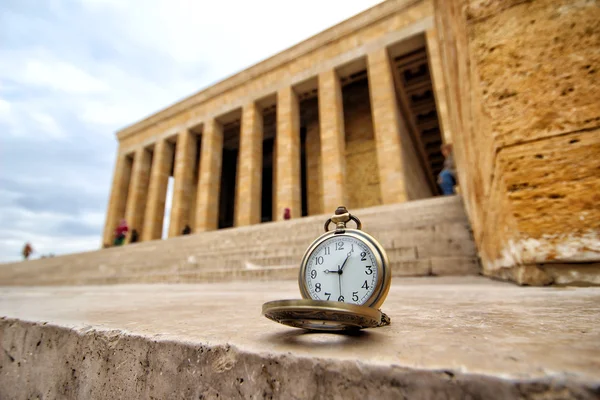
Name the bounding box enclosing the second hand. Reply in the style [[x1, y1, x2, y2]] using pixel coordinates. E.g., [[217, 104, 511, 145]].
[[337, 265, 342, 301]]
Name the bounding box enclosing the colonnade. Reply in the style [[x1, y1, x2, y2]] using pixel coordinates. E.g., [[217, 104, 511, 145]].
[[103, 47, 412, 245]]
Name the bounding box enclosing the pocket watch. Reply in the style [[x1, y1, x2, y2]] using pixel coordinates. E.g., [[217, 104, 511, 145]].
[[262, 206, 391, 331]]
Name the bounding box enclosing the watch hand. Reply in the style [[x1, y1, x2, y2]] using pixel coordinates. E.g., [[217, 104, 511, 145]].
[[323, 269, 337, 274], [339, 253, 351, 274], [338, 266, 342, 299]]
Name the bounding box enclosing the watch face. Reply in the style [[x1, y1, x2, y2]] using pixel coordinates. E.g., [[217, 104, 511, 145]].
[[304, 235, 378, 306]]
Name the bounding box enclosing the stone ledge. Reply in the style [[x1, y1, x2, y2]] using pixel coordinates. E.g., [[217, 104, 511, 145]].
[[1, 277, 599, 398]]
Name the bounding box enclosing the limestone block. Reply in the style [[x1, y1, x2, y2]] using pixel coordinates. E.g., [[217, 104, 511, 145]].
[[168, 130, 198, 237], [2, 278, 599, 399], [142, 139, 174, 241], [470, 0, 600, 148], [483, 130, 600, 277], [235, 102, 263, 226], [125, 148, 152, 241], [539, 263, 600, 286], [318, 69, 347, 211], [434, 0, 600, 285], [196, 119, 223, 231], [275, 86, 301, 220]]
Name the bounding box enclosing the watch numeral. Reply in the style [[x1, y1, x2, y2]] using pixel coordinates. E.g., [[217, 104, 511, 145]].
[[316, 256, 324, 265], [338, 295, 344, 302], [325, 292, 331, 300], [310, 269, 317, 279], [365, 265, 373, 275], [335, 241, 344, 251], [324, 246, 330, 255], [351, 243, 354, 252], [315, 283, 321, 292], [360, 252, 367, 261], [352, 291, 359, 302], [362, 280, 369, 290]]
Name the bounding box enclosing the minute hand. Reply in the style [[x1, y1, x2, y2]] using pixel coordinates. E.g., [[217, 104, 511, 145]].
[[339, 253, 351, 274]]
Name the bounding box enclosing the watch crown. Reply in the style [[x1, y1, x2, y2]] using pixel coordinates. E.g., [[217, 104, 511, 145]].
[[335, 206, 348, 215]]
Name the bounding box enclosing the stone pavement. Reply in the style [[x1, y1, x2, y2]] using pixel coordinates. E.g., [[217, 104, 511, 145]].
[[1, 277, 599, 399]]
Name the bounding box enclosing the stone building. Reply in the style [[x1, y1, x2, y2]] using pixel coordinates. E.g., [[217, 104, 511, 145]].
[[102, 0, 600, 286], [104, 1, 451, 241]]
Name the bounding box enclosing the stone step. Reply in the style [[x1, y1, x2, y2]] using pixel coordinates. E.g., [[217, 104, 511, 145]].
[[1, 277, 598, 399], [0, 196, 479, 286]]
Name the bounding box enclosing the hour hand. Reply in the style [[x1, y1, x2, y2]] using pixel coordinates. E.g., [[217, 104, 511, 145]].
[[324, 269, 340, 274]]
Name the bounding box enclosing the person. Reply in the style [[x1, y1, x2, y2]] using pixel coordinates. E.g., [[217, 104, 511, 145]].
[[130, 229, 139, 243], [182, 225, 192, 235], [22, 242, 33, 260], [438, 143, 457, 195], [283, 208, 291, 220], [114, 219, 129, 246]]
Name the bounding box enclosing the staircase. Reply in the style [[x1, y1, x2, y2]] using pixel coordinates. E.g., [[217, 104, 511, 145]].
[[0, 195, 478, 286]]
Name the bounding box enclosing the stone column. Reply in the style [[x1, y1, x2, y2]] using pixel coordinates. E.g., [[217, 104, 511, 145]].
[[318, 69, 347, 212], [168, 130, 197, 237], [426, 29, 452, 144], [124, 147, 151, 241], [235, 103, 263, 226], [102, 152, 133, 246], [142, 139, 174, 241], [367, 47, 408, 204], [188, 168, 199, 231], [275, 86, 301, 220], [195, 119, 223, 231]]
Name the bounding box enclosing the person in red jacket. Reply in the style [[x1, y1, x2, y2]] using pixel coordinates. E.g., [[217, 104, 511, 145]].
[[283, 208, 291, 220], [114, 219, 129, 246]]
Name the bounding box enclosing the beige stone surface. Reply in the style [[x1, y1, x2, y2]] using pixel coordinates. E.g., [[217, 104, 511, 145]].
[[275, 86, 301, 220], [195, 119, 223, 232], [1, 277, 599, 399], [318, 69, 347, 211], [168, 129, 197, 237], [141, 139, 174, 241], [434, 0, 600, 284], [469, 0, 600, 148], [235, 103, 263, 226], [124, 148, 151, 241]]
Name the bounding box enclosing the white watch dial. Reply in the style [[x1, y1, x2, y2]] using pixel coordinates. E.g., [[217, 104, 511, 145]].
[[305, 235, 378, 305]]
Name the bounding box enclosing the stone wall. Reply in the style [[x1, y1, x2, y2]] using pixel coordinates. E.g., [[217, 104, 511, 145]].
[[434, 0, 600, 285]]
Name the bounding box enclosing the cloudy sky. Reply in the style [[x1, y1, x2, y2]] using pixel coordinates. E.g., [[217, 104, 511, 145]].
[[0, 0, 382, 262]]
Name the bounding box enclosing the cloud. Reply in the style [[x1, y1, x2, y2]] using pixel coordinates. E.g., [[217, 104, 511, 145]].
[[0, 0, 382, 262]]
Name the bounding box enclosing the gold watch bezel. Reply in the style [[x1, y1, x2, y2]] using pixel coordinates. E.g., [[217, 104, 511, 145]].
[[262, 299, 383, 331], [297, 228, 391, 310]]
